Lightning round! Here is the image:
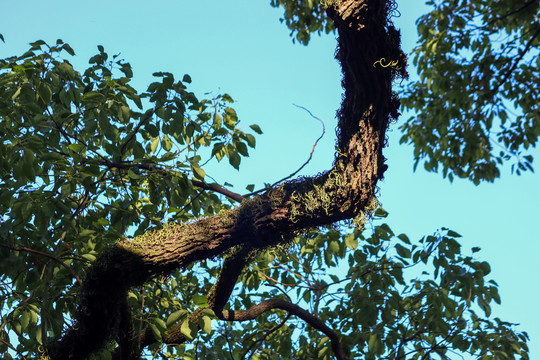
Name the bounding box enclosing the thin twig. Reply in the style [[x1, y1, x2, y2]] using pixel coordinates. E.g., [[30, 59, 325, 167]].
[[0, 243, 82, 286], [240, 313, 291, 360], [246, 104, 326, 197], [491, 25, 540, 94]]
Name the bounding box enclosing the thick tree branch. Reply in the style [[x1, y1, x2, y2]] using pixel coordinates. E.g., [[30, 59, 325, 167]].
[[136, 243, 256, 349], [44, 1, 407, 359]]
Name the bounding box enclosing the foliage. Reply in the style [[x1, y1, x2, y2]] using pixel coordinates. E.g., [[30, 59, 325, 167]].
[[0, 0, 535, 357], [0, 40, 256, 358], [0, 40, 530, 359], [270, 0, 335, 45], [400, 0, 540, 184]]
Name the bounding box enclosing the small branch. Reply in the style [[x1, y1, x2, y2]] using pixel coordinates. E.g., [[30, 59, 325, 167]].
[[0, 337, 27, 360], [191, 180, 244, 203], [94, 159, 245, 203], [119, 110, 154, 157], [257, 270, 298, 288], [240, 313, 291, 360], [219, 299, 351, 360], [485, 0, 536, 27], [134, 244, 255, 350], [0, 243, 82, 286], [246, 104, 326, 197], [491, 25, 540, 94]]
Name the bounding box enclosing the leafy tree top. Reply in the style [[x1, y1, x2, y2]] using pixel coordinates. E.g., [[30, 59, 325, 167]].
[[0, 0, 535, 359]]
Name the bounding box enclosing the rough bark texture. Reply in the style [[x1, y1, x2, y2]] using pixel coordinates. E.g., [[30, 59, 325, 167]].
[[45, 1, 406, 359]]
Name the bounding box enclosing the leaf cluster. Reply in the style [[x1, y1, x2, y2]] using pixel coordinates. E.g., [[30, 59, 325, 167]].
[[270, 0, 336, 45], [0, 39, 530, 359], [0, 40, 259, 357], [156, 216, 529, 359], [401, 0, 540, 183]]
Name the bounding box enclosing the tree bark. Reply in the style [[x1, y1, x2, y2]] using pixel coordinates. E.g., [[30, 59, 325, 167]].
[[44, 1, 406, 359]]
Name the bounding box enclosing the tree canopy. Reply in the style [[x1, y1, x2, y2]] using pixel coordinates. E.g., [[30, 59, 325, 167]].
[[0, 0, 536, 359], [401, 0, 540, 184]]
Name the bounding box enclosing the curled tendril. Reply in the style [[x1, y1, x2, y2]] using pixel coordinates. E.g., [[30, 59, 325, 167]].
[[373, 57, 401, 70]]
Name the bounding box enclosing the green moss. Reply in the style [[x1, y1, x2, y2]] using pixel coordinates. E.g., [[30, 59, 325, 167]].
[[288, 167, 348, 223], [320, 0, 341, 11], [352, 196, 381, 231]]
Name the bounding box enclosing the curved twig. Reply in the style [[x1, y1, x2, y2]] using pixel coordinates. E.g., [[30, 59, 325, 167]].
[[491, 25, 540, 94], [246, 104, 326, 197], [0, 243, 82, 286], [219, 298, 351, 360], [94, 159, 244, 203], [240, 313, 292, 360], [191, 180, 244, 203]]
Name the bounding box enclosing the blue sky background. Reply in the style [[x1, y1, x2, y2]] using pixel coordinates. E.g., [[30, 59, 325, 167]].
[[2, 0, 539, 357]]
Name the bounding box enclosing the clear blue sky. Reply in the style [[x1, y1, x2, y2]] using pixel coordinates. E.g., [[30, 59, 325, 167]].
[[2, 0, 539, 357]]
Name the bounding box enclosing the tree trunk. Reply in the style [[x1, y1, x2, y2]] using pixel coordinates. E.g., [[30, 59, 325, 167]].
[[45, 1, 406, 359]]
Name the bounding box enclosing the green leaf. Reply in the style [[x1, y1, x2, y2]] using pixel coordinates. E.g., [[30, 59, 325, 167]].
[[193, 294, 208, 307], [447, 230, 461, 238], [223, 108, 237, 129], [20, 311, 30, 331], [68, 144, 84, 152], [167, 310, 188, 327], [236, 142, 248, 157], [397, 233, 410, 244], [222, 93, 233, 102], [149, 322, 162, 342], [127, 169, 141, 179], [200, 316, 212, 334], [368, 333, 378, 352], [152, 317, 167, 332], [212, 113, 222, 130], [150, 137, 159, 153], [245, 134, 256, 147], [250, 124, 263, 134], [328, 240, 340, 254], [344, 233, 357, 250], [37, 83, 52, 104], [180, 319, 194, 340], [82, 253, 96, 262], [162, 135, 173, 151], [229, 152, 241, 170], [395, 243, 411, 258], [191, 164, 206, 180], [373, 208, 388, 218], [63, 43, 75, 56]]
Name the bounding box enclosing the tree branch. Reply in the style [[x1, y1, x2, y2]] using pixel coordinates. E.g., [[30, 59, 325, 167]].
[[240, 313, 291, 359], [0, 243, 82, 286], [93, 158, 245, 203], [492, 24, 540, 94], [134, 243, 256, 350], [191, 180, 244, 203], [44, 1, 407, 358], [219, 298, 351, 360]]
